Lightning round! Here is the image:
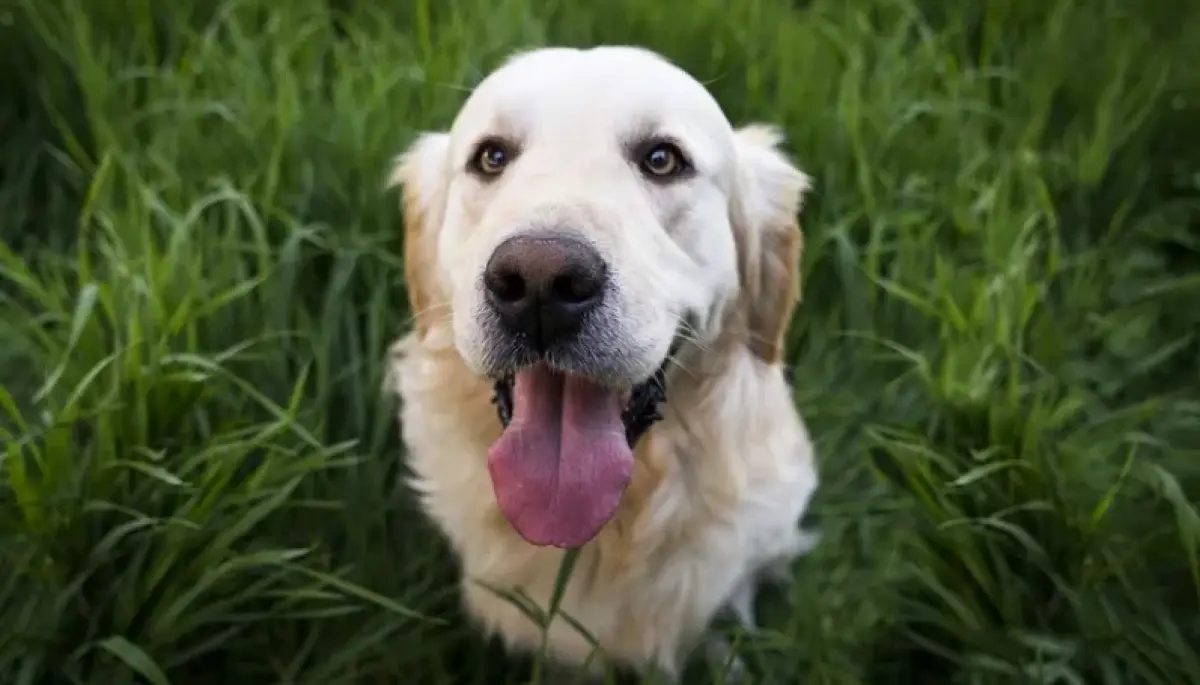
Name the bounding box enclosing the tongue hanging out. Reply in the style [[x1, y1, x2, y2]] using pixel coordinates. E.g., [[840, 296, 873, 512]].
[[486, 364, 634, 548]]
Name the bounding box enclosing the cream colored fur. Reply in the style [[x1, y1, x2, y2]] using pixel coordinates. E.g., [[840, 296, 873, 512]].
[[385, 46, 819, 680]]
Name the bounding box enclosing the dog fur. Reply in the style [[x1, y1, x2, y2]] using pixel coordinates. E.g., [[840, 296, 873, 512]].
[[385, 46, 819, 680]]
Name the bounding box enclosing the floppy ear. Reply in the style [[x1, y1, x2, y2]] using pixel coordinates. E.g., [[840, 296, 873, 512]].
[[386, 132, 452, 341], [729, 124, 812, 364]]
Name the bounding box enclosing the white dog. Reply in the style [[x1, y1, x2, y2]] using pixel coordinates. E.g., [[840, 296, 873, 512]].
[[386, 45, 819, 682]]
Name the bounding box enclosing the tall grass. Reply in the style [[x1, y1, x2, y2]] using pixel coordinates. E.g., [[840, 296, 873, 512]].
[[1, 0, 1198, 682]]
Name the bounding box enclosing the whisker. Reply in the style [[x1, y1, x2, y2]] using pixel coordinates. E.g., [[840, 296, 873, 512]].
[[664, 352, 698, 380], [675, 317, 714, 356], [400, 300, 454, 329]]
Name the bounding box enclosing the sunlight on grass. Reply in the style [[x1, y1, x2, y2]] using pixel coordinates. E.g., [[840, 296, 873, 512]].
[[2, 0, 1198, 682]]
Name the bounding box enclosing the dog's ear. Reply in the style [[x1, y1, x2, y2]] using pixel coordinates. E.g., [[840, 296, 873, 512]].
[[728, 124, 812, 364], [387, 132, 451, 341]]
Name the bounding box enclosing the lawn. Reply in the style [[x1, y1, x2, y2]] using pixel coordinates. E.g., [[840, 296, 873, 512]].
[[2, 0, 1199, 683]]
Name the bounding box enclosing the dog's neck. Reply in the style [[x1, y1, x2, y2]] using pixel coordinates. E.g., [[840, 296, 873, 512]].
[[608, 329, 794, 536], [653, 323, 790, 455]]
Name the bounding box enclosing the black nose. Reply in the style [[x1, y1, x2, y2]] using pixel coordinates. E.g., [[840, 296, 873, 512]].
[[483, 231, 608, 352]]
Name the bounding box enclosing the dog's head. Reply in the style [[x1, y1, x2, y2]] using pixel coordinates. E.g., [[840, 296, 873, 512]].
[[390, 46, 810, 549]]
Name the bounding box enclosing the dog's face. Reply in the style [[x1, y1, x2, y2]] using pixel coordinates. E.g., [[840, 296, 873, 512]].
[[391, 46, 810, 549]]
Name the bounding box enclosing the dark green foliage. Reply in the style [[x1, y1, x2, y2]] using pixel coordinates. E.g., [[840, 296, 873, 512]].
[[1, 0, 1197, 682]]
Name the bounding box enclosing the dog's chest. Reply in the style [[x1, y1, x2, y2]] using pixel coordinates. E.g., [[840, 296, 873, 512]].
[[391, 343, 817, 670], [406, 431, 799, 671], [434, 466, 758, 669]]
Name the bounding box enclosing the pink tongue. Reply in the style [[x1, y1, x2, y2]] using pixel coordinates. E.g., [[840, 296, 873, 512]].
[[486, 365, 633, 548]]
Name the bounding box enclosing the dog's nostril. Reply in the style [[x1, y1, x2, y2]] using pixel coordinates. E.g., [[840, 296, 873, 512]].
[[492, 271, 526, 303], [551, 270, 600, 304]]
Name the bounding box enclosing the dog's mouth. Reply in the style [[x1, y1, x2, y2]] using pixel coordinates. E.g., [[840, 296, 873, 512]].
[[486, 357, 670, 550]]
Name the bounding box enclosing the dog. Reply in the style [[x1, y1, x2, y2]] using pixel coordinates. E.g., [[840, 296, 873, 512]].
[[385, 45, 820, 682]]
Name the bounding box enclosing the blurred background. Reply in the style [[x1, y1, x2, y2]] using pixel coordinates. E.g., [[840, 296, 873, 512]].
[[1, 0, 1198, 683]]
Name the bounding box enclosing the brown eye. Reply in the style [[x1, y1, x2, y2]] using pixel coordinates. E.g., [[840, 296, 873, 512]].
[[472, 140, 511, 176], [640, 143, 686, 178]]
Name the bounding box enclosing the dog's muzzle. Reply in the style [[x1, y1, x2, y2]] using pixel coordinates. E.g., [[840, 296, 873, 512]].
[[490, 330, 681, 449], [490, 360, 668, 448]]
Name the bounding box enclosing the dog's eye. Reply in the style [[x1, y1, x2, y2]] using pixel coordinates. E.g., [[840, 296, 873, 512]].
[[639, 142, 687, 179], [470, 140, 512, 176]]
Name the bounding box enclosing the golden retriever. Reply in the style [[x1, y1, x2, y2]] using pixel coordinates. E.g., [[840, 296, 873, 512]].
[[385, 45, 819, 682]]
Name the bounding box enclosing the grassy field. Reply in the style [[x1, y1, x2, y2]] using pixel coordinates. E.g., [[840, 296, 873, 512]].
[[2, 0, 1199, 682]]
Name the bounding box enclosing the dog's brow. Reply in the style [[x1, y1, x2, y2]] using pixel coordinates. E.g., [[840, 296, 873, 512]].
[[465, 109, 523, 153], [621, 118, 670, 148]]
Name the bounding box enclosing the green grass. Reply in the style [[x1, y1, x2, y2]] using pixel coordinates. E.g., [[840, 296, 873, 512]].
[[2, 0, 1199, 682]]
